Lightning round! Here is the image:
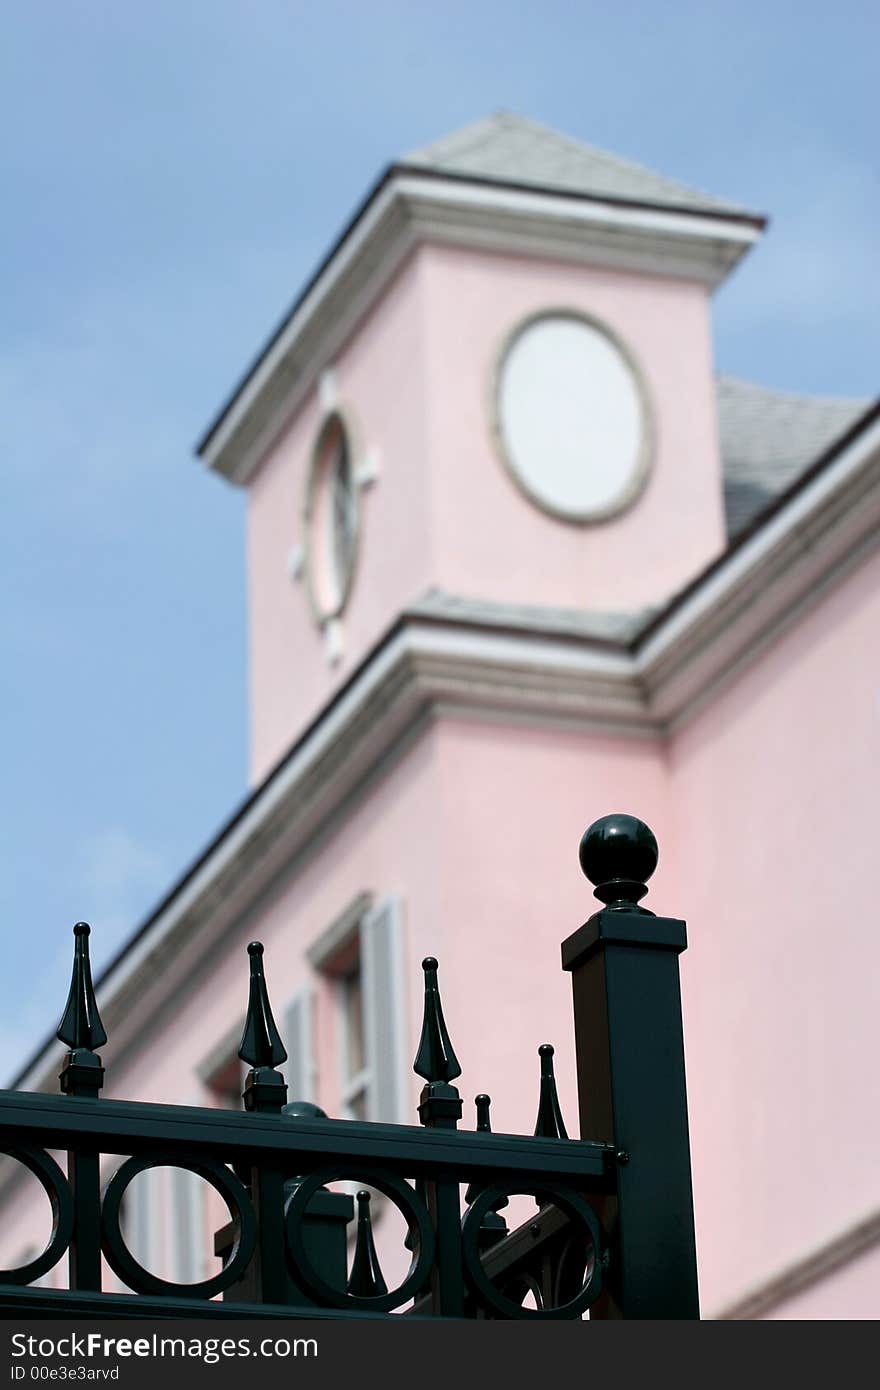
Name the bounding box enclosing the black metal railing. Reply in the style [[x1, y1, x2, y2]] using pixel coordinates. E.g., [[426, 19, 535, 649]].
[[0, 814, 700, 1319]]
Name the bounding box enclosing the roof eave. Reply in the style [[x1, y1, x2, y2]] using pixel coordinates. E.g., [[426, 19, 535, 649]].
[[196, 167, 766, 487]]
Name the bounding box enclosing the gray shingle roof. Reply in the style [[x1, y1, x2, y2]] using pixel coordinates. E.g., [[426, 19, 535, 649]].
[[716, 374, 872, 538], [401, 112, 754, 218]]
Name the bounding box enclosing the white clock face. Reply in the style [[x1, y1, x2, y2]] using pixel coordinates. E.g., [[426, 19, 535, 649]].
[[494, 311, 651, 521]]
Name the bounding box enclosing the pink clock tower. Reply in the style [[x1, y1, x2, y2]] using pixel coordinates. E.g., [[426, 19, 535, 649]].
[[198, 113, 762, 782]]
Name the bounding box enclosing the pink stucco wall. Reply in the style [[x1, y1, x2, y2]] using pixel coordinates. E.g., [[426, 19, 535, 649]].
[[667, 539, 880, 1316]]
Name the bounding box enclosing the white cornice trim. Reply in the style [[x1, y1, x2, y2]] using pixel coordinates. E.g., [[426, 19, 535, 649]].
[[202, 182, 407, 483], [199, 171, 762, 485], [636, 410, 880, 727], [14, 413, 880, 1098]]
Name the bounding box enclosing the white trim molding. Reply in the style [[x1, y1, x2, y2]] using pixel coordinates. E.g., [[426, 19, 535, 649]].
[[198, 169, 762, 486], [638, 408, 880, 728]]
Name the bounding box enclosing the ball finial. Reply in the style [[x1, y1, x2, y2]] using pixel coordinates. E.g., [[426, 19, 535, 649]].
[[578, 813, 658, 910], [282, 1100, 327, 1120]]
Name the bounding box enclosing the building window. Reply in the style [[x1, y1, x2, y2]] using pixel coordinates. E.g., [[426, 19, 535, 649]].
[[308, 893, 408, 1124]]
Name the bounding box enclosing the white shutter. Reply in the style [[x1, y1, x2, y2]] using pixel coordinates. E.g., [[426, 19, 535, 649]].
[[361, 896, 408, 1124], [285, 986, 316, 1104], [171, 1165, 204, 1285]]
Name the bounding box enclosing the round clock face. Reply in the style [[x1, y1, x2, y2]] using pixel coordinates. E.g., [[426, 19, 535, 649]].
[[305, 412, 358, 623], [493, 311, 651, 521]]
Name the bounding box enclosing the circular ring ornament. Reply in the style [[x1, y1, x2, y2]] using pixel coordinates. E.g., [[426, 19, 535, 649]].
[[492, 309, 653, 523], [285, 1169, 435, 1312], [102, 1155, 255, 1299], [0, 1146, 73, 1285], [303, 409, 361, 626], [462, 1184, 604, 1319]]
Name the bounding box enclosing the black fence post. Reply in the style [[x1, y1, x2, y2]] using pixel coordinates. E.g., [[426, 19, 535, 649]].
[[238, 942, 289, 1305], [57, 923, 106, 1293], [414, 957, 465, 1317], [561, 815, 699, 1320]]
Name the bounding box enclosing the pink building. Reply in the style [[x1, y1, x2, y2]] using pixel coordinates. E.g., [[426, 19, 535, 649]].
[[3, 114, 878, 1318]]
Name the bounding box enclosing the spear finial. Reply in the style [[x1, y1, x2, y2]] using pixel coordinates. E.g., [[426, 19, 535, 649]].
[[413, 957, 461, 1084], [347, 1191, 388, 1297], [58, 923, 106, 1051], [414, 957, 462, 1130], [57, 923, 107, 1097], [238, 942, 287, 1112], [534, 1044, 568, 1139]]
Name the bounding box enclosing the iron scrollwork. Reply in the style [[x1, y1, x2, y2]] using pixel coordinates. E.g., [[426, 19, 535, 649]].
[[0, 1146, 73, 1286], [101, 1154, 256, 1299], [461, 1184, 604, 1319], [285, 1169, 435, 1312]]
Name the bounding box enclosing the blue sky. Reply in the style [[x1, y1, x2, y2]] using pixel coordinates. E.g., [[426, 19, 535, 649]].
[[2, 1, 878, 1078]]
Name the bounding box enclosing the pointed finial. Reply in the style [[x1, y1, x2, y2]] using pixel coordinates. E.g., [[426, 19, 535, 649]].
[[57, 923, 107, 1096], [579, 813, 658, 913], [534, 1044, 568, 1139], [238, 942, 288, 1112], [238, 943, 287, 1069], [58, 923, 107, 1051], [466, 1095, 507, 1209], [475, 1094, 492, 1132], [466, 1093, 509, 1242], [413, 957, 461, 1083], [347, 1191, 388, 1297]]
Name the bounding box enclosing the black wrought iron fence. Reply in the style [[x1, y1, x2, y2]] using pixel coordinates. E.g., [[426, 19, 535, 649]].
[[0, 814, 700, 1319]]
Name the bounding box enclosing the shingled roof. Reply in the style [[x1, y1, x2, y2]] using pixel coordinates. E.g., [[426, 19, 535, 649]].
[[401, 112, 754, 218], [716, 374, 872, 539]]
